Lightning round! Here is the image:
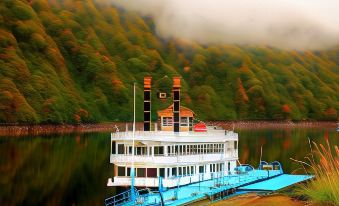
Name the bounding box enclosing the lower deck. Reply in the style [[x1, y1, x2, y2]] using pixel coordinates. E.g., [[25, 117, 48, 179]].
[[108, 161, 237, 188]]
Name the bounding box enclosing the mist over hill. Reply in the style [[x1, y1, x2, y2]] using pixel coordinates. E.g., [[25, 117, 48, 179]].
[[0, 0, 338, 124]]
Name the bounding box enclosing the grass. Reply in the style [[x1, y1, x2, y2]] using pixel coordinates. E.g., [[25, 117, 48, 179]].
[[293, 140, 339, 205]]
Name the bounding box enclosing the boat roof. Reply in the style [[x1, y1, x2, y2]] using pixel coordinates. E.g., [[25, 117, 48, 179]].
[[157, 104, 195, 117]]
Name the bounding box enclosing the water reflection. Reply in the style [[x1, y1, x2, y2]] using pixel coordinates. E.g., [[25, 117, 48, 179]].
[[0, 128, 337, 205], [238, 128, 338, 174], [0, 133, 115, 206]]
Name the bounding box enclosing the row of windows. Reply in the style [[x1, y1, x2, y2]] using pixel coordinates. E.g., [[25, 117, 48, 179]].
[[162, 117, 193, 127], [167, 144, 225, 155], [114, 143, 237, 156], [117, 162, 232, 178]]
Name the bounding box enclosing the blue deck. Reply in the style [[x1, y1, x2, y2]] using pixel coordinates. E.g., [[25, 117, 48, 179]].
[[105, 169, 313, 206], [238, 174, 313, 191], [136, 170, 283, 205]]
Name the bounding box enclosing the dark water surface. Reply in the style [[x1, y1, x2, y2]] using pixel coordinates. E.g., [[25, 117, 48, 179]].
[[0, 128, 337, 206]]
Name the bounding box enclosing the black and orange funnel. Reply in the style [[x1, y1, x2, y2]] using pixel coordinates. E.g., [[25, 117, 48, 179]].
[[172, 77, 181, 133], [144, 77, 152, 131]]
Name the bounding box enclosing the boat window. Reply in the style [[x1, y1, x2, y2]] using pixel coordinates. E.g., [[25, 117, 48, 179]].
[[183, 167, 186, 176], [147, 168, 157, 177], [228, 162, 231, 171], [112, 141, 116, 154], [154, 146, 164, 156], [162, 117, 173, 126], [172, 167, 177, 176], [159, 168, 165, 178], [191, 166, 194, 174], [137, 168, 146, 177], [127, 167, 131, 176], [118, 166, 125, 176], [234, 141, 238, 149], [178, 167, 182, 176], [183, 145, 186, 154], [118, 144, 124, 154], [180, 117, 188, 126], [137, 147, 141, 155], [199, 166, 204, 173], [175, 145, 178, 155]]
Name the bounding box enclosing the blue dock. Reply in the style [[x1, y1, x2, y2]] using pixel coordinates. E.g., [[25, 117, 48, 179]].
[[105, 163, 313, 206], [238, 174, 313, 191]]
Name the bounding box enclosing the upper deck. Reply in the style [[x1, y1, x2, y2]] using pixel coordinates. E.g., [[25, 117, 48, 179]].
[[111, 129, 238, 143]]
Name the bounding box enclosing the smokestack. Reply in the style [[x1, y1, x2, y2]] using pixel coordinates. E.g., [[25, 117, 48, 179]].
[[144, 77, 152, 131], [172, 77, 181, 133]]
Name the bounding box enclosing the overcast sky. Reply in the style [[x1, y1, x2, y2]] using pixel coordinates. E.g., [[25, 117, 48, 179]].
[[108, 0, 339, 50]]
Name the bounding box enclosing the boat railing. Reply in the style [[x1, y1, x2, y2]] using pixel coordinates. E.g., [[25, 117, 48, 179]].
[[104, 187, 139, 206], [110, 153, 237, 164], [111, 130, 238, 140]]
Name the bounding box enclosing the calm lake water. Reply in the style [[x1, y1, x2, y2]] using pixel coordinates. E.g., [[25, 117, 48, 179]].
[[0, 127, 337, 206]]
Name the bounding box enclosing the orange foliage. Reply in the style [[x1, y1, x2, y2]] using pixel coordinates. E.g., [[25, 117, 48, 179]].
[[184, 94, 192, 104], [77, 108, 89, 118], [42, 98, 55, 113], [323, 107, 337, 119], [102, 55, 110, 62], [282, 104, 291, 113], [237, 78, 249, 102], [183, 66, 190, 73], [74, 114, 81, 123], [111, 78, 125, 93]]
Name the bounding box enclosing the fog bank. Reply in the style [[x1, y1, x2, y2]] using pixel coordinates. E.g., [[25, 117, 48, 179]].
[[108, 0, 339, 50]]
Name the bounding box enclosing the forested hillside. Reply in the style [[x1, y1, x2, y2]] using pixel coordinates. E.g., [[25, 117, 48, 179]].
[[0, 0, 338, 124]]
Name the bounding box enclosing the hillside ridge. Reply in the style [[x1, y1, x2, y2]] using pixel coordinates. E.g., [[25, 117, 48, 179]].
[[0, 0, 338, 123]]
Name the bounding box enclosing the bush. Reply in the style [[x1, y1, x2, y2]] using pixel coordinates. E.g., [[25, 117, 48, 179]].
[[294, 141, 339, 205]]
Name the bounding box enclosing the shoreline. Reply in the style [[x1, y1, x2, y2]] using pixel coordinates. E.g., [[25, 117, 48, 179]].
[[204, 193, 306, 206], [0, 121, 336, 137], [210, 120, 336, 130]]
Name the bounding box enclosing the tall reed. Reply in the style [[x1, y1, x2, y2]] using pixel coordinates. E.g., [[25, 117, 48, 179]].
[[295, 140, 339, 205]]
